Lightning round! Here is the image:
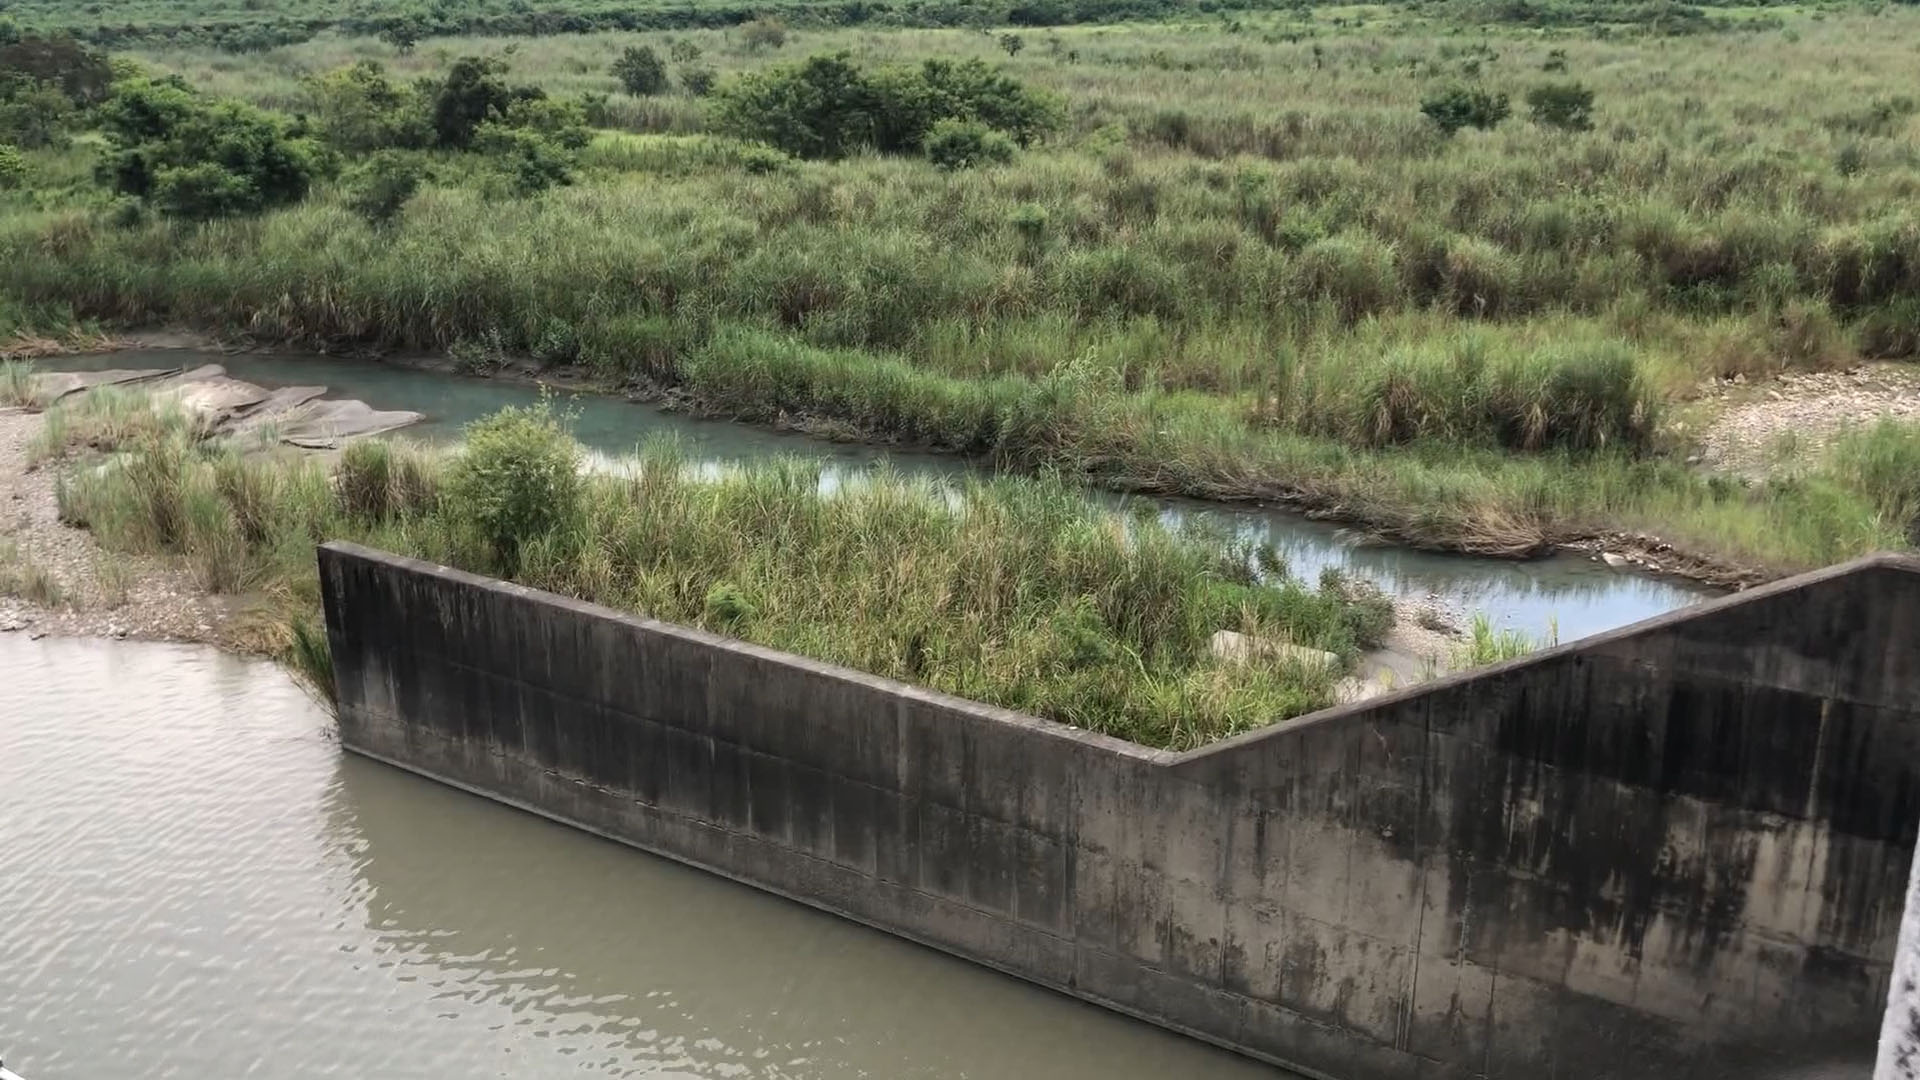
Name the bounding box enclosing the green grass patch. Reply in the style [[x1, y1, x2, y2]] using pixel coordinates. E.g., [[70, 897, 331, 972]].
[[47, 391, 1397, 749]]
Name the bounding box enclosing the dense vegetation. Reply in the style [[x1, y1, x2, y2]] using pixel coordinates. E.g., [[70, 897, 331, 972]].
[[0, 4, 1918, 577], [36, 386, 1393, 748]]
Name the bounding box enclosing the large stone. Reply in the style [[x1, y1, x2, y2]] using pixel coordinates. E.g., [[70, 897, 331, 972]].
[[1208, 629, 1339, 672]]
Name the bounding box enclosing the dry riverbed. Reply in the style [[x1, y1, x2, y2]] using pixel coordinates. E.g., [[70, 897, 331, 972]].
[[0, 405, 234, 645]]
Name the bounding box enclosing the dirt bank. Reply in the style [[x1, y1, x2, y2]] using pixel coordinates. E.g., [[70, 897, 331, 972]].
[[0, 406, 237, 646]]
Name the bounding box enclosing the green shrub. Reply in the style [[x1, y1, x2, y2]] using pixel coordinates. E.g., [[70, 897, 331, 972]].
[[612, 45, 669, 96], [442, 400, 582, 571], [342, 150, 427, 226], [97, 78, 320, 220], [430, 55, 518, 149], [1421, 86, 1511, 134], [0, 142, 23, 188], [0, 79, 74, 148], [501, 95, 591, 150], [1293, 233, 1400, 321], [925, 117, 1015, 169], [710, 53, 874, 160], [473, 123, 574, 195], [710, 53, 1058, 161], [307, 61, 429, 153], [1526, 81, 1594, 132], [680, 65, 716, 97]]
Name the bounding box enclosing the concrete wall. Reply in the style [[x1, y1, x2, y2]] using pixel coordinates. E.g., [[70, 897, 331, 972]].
[[320, 542, 1920, 1079]]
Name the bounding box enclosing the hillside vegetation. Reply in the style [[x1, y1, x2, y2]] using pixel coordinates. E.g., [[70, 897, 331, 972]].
[[0, 4, 1917, 576]]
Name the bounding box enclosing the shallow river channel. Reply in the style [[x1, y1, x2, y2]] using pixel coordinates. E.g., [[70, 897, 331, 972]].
[[44, 349, 1713, 642]]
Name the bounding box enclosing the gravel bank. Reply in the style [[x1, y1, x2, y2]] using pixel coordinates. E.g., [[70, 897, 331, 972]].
[[0, 405, 234, 645]]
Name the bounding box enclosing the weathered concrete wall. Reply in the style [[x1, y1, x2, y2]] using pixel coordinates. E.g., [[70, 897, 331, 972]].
[[320, 542, 1920, 1079]]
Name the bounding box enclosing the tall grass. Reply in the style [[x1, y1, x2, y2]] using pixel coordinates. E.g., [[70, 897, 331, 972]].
[[47, 393, 1396, 748], [0, 360, 37, 407]]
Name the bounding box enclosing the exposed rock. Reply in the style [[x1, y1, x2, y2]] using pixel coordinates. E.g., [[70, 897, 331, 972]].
[[31, 366, 179, 403], [276, 399, 425, 448], [1209, 629, 1339, 672], [30, 364, 422, 450], [1602, 552, 1629, 568]]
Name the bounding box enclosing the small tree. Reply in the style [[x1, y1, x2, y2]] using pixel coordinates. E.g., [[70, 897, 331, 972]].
[[668, 39, 702, 63], [611, 45, 668, 96], [710, 52, 876, 160], [1421, 86, 1510, 135], [1000, 32, 1025, 57], [1526, 81, 1594, 132], [344, 150, 427, 226], [740, 17, 788, 52], [431, 55, 516, 149], [378, 17, 423, 54], [925, 117, 1015, 168]]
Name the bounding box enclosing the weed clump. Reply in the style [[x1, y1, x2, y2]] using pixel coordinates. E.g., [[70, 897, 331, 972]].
[[442, 399, 581, 572]]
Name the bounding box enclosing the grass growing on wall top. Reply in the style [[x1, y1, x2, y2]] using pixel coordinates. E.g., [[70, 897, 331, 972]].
[[47, 392, 1394, 749]]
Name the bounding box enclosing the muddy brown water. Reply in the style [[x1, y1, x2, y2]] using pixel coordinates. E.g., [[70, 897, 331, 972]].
[[0, 634, 1287, 1078]]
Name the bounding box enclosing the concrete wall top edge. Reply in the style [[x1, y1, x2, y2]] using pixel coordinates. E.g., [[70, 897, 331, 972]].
[[321, 542, 1920, 777], [318, 541, 1180, 766]]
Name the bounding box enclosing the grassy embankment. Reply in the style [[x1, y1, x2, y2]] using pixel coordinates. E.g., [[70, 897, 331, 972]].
[[36, 385, 1395, 749], [5, 10, 1920, 576]]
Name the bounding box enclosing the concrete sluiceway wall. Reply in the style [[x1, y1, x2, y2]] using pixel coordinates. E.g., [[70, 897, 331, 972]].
[[319, 542, 1920, 1079]]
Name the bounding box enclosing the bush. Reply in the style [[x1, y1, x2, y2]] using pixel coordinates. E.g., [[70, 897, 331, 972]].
[[1526, 82, 1594, 132], [611, 45, 668, 96], [97, 78, 320, 220], [925, 117, 1015, 169], [443, 401, 582, 571], [0, 142, 23, 189], [430, 55, 519, 149], [307, 61, 429, 153], [501, 95, 591, 150], [680, 65, 716, 97], [0, 79, 75, 148], [1421, 86, 1511, 134], [711, 53, 1058, 161], [343, 150, 427, 226], [473, 123, 574, 195]]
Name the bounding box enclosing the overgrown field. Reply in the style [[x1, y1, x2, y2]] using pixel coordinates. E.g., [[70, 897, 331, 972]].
[[41, 388, 1394, 748], [1, 6, 1918, 576]]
